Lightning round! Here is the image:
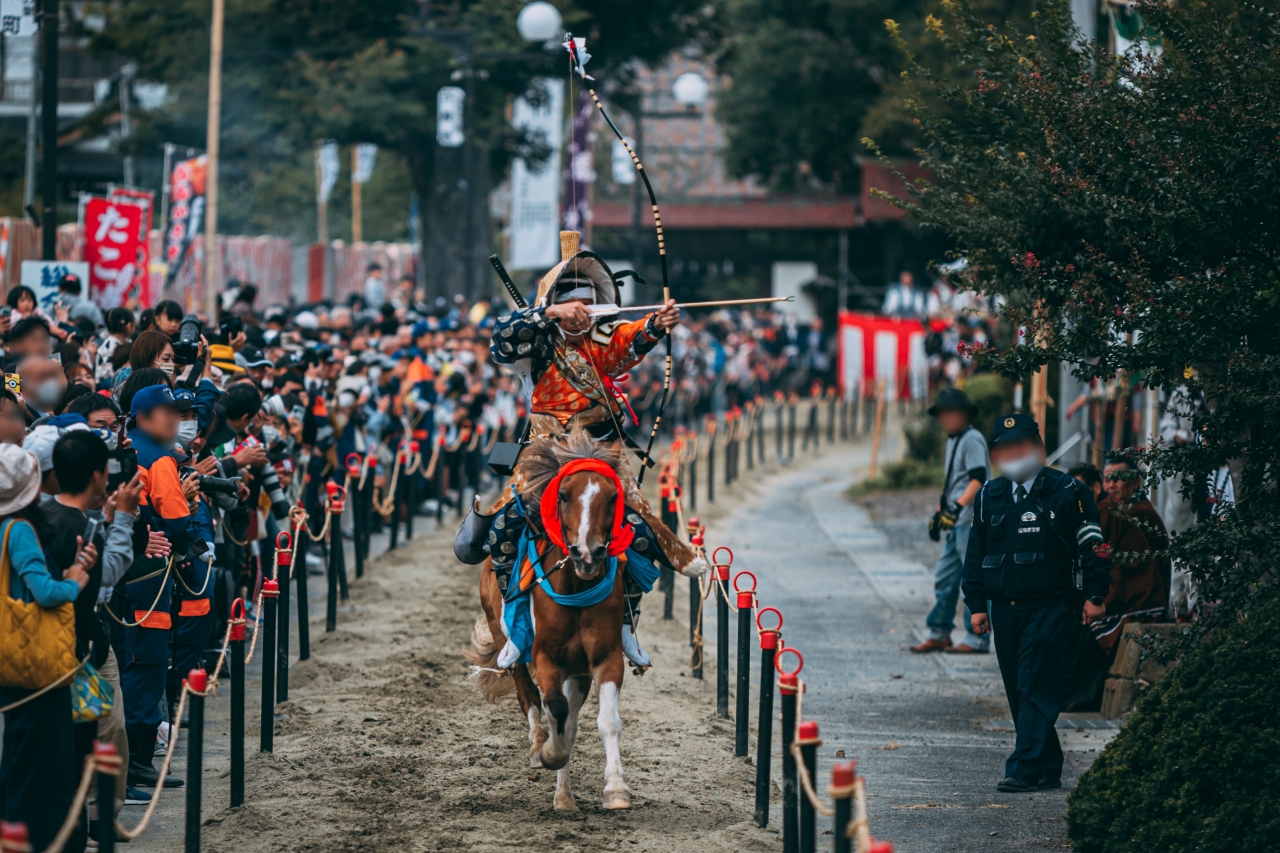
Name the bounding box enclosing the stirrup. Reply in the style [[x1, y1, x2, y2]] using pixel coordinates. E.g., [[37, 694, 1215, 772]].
[[621, 624, 651, 668]]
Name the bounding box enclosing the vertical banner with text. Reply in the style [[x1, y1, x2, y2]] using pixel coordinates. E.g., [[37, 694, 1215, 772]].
[[508, 78, 565, 271], [163, 155, 207, 302], [83, 197, 147, 309]]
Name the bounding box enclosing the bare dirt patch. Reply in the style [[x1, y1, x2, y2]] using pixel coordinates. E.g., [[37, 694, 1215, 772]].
[[195, 522, 780, 853]]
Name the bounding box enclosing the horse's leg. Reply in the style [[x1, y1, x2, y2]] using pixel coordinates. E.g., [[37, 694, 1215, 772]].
[[553, 675, 590, 811], [594, 655, 632, 809], [532, 648, 572, 772], [514, 665, 548, 767]]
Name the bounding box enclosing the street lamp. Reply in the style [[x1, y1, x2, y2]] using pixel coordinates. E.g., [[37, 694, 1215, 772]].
[[517, 2, 563, 44], [671, 72, 709, 110]]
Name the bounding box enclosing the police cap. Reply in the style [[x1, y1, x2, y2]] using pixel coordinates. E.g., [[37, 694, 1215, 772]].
[[992, 412, 1041, 446]]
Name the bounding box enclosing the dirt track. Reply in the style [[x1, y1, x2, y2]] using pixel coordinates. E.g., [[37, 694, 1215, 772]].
[[190, 512, 779, 853]]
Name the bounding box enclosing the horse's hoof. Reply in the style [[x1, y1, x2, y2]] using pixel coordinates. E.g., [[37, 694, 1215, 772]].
[[529, 751, 544, 769], [603, 791, 633, 810], [554, 793, 578, 811]]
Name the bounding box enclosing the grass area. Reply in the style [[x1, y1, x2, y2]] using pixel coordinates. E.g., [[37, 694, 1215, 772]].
[[846, 459, 943, 497]]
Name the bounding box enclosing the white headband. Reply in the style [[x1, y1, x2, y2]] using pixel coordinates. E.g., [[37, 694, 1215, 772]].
[[555, 286, 596, 303]]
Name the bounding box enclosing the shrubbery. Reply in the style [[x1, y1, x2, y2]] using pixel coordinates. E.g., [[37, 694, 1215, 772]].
[[1067, 594, 1280, 853]]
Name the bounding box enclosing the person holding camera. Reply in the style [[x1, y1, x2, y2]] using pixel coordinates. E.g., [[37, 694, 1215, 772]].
[[119, 381, 196, 789]]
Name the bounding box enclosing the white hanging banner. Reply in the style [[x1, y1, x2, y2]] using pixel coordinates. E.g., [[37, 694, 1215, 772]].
[[507, 78, 565, 271], [353, 143, 378, 184], [0, 0, 37, 37], [317, 141, 340, 203], [436, 86, 466, 148]]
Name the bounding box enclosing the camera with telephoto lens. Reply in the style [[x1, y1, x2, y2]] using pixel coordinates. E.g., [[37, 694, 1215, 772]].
[[179, 465, 241, 496], [173, 314, 203, 365]]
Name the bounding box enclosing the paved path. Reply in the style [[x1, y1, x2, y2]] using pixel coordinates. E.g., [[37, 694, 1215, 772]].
[[707, 440, 1114, 851]]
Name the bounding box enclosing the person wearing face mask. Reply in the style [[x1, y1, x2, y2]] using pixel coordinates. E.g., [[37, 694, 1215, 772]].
[[961, 412, 1112, 794], [129, 330, 178, 383], [0, 388, 26, 444], [15, 354, 67, 424]]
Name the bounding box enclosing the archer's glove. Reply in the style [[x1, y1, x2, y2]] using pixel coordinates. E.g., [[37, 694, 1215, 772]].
[[938, 503, 960, 532], [928, 512, 943, 542]]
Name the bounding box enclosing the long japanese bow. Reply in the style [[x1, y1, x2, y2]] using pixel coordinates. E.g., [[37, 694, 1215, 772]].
[[565, 34, 672, 485]]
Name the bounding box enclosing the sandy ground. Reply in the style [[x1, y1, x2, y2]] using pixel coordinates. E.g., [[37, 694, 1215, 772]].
[[128, 433, 810, 853]]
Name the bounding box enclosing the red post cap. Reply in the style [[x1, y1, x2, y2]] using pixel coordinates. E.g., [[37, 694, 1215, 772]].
[[798, 720, 820, 741], [0, 821, 30, 852], [831, 761, 857, 788], [760, 629, 779, 651], [717, 564, 730, 581], [262, 578, 280, 599], [779, 672, 799, 693], [686, 517, 700, 533], [737, 591, 754, 609], [188, 668, 208, 693], [409, 440, 420, 454], [868, 840, 894, 853], [92, 740, 119, 758], [229, 598, 246, 641]]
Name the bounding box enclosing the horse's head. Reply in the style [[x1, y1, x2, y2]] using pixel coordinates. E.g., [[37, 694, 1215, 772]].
[[555, 468, 621, 579]]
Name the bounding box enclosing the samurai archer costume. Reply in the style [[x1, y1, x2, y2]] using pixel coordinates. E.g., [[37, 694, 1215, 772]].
[[462, 231, 707, 668]]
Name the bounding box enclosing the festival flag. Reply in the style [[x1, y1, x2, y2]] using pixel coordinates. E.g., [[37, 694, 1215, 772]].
[[84, 197, 148, 309], [163, 155, 207, 290]]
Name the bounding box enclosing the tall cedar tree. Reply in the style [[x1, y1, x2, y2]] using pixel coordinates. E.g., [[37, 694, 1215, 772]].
[[868, 0, 1280, 650]]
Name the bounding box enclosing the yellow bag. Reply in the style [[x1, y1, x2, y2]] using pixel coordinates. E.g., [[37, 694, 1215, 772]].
[[0, 520, 78, 690]]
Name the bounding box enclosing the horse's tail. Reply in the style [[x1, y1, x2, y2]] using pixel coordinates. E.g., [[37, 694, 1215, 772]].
[[464, 616, 517, 703]]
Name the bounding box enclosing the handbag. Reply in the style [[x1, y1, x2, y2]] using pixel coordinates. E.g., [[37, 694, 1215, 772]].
[[0, 520, 79, 690], [70, 659, 115, 723]]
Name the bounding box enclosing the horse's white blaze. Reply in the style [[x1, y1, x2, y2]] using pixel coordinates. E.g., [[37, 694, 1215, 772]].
[[576, 479, 601, 560], [598, 680, 629, 803]]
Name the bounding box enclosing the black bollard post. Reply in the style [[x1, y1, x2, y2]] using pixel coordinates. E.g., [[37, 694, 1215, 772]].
[[346, 455, 365, 579], [808, 401, 819, 450], [706, 423, 716, 504], [798, 720, 821, 853], [229, 598, 246, 807], [326, 484, 348, 629], [840, 396, 849, 441], [758, 400, 766, 462], [725, 415, 734, 487], [92, 741, 119, 853], [260, 578, 279, 753], [713, 548, 732, 717], [434, 441, 445, 527], [688, 438, 698, 512], [832, 763, 857, 853], [828, 394, 837, 444], [788, 400, 797, 459], [746, 405, 755, 471], [405, 441, 420, 540], [184, 668, 207, 853], [660, 484, 677, 621], [779, 668, 800, 853], [275, 534, 291, 704], [734, 571, 756, 756], [775, 398, 785, 459], [753, 622, 780, 827], [388, 446, 402, 551], [687, 519, 704, 680], [293, 514, 311, 662]]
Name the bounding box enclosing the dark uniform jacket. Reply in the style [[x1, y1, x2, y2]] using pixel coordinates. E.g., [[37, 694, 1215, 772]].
[[962, 466, 1112, 613]]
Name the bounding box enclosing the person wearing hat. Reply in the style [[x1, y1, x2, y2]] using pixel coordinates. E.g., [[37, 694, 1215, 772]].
[[911, 388, 991, 654], [208, 343, 244, 376], [961, 412, 1112, 793], [480, 231, 705, 670], [119, 381, 195, 789]]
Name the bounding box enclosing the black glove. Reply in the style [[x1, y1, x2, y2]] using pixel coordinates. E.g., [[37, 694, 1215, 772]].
[[938, 503, 960, 532], [928, 512, 943, 542]]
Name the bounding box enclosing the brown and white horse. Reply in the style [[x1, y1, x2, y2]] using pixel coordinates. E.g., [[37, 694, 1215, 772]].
[[467, 432, 635, 810]]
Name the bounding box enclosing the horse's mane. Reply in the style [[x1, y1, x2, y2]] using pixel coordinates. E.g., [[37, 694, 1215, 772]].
[[519, 428, 624, 510]]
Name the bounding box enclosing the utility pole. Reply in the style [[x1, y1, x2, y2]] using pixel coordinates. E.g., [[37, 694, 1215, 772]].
[[120, 64, 135, 186], [837, 229, 849, 315], [350, 146, 362, 243], [204, 0, 225, 321], [40, 0, 58, 259]]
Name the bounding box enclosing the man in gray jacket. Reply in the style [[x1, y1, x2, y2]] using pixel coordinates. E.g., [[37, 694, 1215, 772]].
[[911, 389, 992, 654]]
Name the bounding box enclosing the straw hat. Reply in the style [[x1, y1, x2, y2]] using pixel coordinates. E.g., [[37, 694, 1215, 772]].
[[0, 445, 41, 516]]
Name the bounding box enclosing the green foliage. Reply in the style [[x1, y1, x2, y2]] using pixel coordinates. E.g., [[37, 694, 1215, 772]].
[[904, 411, 944, 464], [963, 372, 1012, 445], [848, 458, 942, 495], [93, 0, 715, 237], [714, 0, 1034, 192], [872, 0, 1280, 657], [1066, 592, 1280, 853]]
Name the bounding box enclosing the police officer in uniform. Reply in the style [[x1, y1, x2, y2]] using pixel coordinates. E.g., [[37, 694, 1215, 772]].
[[962, 413, 1111, 793]]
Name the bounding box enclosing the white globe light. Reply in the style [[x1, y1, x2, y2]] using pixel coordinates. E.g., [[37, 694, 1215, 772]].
[[517, 2, 563, 43], [672, 72, 710, 108]]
